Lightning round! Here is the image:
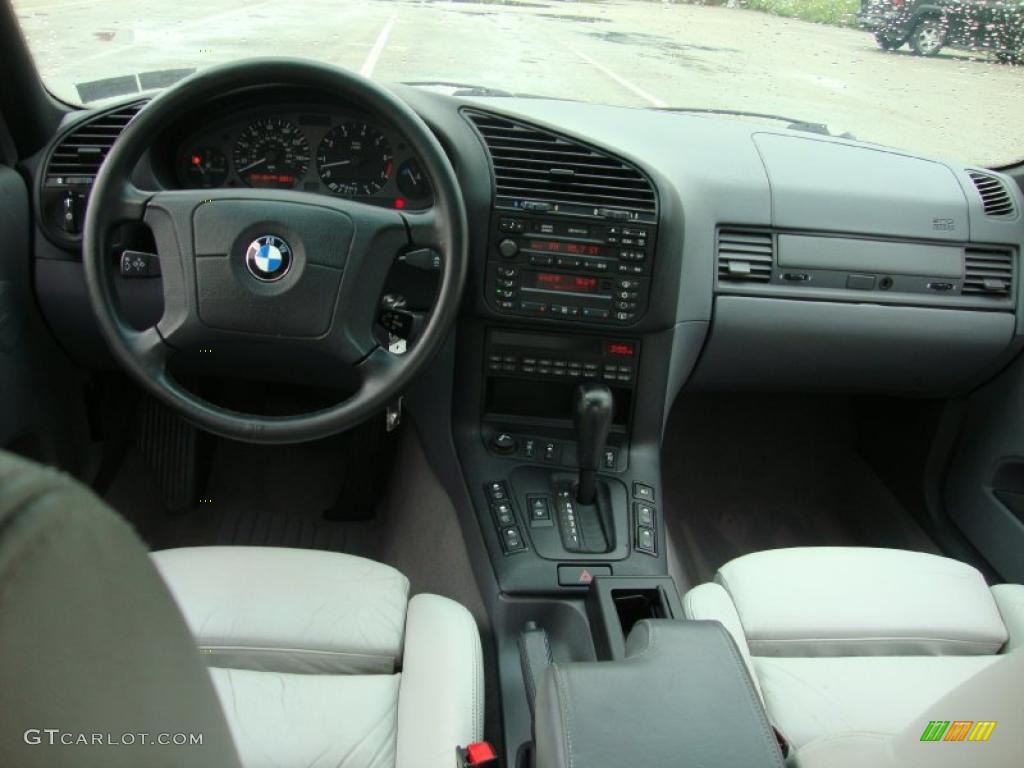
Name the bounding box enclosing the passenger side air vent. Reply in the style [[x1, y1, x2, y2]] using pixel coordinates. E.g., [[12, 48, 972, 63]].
[[465, 110, 657, 221], [45, 102, 145, 180], [968, 172, 1016, 218], [717, 229, 774, 283], [963, 248, 1013, 296]]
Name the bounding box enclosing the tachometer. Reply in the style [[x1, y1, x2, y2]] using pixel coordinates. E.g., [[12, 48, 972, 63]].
[[317, 122, 393, 196], [233, 118, 310, 188]]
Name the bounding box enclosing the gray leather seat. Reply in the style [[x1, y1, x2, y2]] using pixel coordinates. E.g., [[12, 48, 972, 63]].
[[0, 450, 483, 768], [683, 547, 1024, 766], [153, 546, 484, 768]]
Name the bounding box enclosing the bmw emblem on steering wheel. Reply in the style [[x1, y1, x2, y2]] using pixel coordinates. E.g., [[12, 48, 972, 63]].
[[245, 234, 292, 281]]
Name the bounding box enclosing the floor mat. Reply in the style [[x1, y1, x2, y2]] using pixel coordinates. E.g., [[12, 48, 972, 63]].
[[662, 394, 941, 586]]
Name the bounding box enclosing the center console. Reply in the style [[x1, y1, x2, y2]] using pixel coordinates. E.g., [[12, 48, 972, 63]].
[[453, 113, 669, 595]]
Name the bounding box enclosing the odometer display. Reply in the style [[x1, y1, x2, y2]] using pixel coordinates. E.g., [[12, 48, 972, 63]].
[[317, 122, 393, 196], [233, 118, 310, 188]]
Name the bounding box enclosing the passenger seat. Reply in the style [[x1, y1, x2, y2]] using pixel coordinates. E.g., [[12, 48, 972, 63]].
[[682, 547, 1024, 765]]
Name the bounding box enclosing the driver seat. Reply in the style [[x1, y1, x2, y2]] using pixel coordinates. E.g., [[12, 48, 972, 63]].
[[0, 449, 483, 768]]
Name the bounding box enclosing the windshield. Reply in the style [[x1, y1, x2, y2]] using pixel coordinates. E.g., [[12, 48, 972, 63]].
[[11, 0, 1024, 167]]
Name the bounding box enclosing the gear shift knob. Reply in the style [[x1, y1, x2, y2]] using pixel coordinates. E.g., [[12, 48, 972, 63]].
[[574, 383, 614, 504]]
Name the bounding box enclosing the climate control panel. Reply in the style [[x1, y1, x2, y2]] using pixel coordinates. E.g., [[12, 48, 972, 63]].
[[485, 211, 657, 325]]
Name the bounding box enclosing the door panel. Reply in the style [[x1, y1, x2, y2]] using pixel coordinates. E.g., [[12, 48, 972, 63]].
[[0, 163, 81, 465]]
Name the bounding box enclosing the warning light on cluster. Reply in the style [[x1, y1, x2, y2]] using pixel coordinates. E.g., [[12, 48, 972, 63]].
[[606, 342, 635, 357], [393, 198, 407, 210]]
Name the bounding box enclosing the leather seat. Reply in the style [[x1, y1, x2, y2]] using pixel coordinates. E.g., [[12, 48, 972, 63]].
[[683, 547, 1024, 765], [152, 546, 484, 768], [0, 449, 483, 768]]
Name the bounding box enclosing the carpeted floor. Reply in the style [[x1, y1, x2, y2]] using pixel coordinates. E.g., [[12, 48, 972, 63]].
[[661, 393, 941, 586]]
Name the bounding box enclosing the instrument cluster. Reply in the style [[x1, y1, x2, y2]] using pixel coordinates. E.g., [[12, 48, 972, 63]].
[[173, 105, 432, 209]]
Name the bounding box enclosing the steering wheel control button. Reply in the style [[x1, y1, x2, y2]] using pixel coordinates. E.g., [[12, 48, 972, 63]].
[[119, 250, 161, 278], [245, 234, 293, 281]]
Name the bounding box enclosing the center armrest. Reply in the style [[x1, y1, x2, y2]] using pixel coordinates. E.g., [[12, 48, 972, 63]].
[[534, 619, 784, 768]]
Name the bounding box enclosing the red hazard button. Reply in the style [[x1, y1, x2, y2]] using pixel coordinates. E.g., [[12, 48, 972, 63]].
[[557, 564, 612, 586]]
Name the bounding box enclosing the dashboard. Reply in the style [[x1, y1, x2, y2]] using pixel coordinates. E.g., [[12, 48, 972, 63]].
[[170, 102, 432, 209], [26, 77, 1024, 400]]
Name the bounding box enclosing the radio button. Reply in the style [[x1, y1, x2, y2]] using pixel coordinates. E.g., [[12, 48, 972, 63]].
[[500, 218, 525, 234], [582, 307, 610, 320], [498, 300, 515, 309], [556, 257, 581, 269], [565, 225, 591, 236], [529, 255, 554, 266]]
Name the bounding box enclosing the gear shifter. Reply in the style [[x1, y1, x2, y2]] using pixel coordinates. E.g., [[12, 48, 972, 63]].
[[574, 383, 614, 505]]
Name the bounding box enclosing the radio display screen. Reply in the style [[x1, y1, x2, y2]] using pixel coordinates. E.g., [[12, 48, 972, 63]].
[[525, 272, 603, 293], [525, 239, 603, 257]]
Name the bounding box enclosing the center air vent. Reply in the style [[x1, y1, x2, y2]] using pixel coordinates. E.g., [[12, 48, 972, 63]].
[[717, 229, 774, 283], [968, 172, 1016, 218], [963, 248, 1014, 296], [45, 102, 145, 181], [465, 110, 656, 220]]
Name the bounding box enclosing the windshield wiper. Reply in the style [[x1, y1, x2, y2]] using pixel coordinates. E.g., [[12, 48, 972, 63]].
[[656, 107, 854, 140]]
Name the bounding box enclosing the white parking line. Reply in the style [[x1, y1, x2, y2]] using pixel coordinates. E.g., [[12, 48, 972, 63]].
[[360, 14, 397, 77], [566, 45, 667, 109]]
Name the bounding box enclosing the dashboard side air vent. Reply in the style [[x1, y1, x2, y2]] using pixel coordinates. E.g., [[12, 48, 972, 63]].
[[464, 110, 657, 220], [717, 229, 774, 283], [968, 172, 1016, 218], [45, 102, 145, 180], [963, 248, 1013, 296]]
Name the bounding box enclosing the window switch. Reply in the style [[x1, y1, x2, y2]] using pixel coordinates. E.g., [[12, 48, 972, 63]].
[[636, 526, 656, 554], [635, 502, 655, 528]]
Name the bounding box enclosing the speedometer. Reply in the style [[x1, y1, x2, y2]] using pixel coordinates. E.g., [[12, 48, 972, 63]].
[[233, 118, 310, 188], [317, 122, 393, 196]]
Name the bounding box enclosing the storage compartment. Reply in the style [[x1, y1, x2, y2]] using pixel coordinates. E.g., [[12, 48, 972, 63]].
[[691, 296, 1017, 395], [585, 576, 682, 660], [533, 619, 783, 768]]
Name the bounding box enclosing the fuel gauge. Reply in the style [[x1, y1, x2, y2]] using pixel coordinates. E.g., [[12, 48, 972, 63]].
[[181, 147, 229, 188]]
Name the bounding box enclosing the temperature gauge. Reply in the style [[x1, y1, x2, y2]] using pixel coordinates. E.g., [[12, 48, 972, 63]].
[[180, 147, 229, 188]]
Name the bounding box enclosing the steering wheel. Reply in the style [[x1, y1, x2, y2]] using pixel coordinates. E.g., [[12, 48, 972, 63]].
[[83, 59, 467, 444]]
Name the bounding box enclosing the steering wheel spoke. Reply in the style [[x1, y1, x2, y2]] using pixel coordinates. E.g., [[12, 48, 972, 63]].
[[124, 326, 173, 372], [402, 207, 444, 250], [112, 180, 152, 223]]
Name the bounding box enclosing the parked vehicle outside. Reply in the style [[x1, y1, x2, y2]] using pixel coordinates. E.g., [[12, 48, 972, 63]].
[[859, 0, 1024, 60]]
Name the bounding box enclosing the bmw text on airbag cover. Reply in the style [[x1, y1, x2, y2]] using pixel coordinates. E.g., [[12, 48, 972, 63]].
[[245, 235, 292, 281]]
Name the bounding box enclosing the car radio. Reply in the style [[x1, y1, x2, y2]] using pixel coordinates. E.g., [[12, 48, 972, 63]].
[[485, 212, 656, 325]]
